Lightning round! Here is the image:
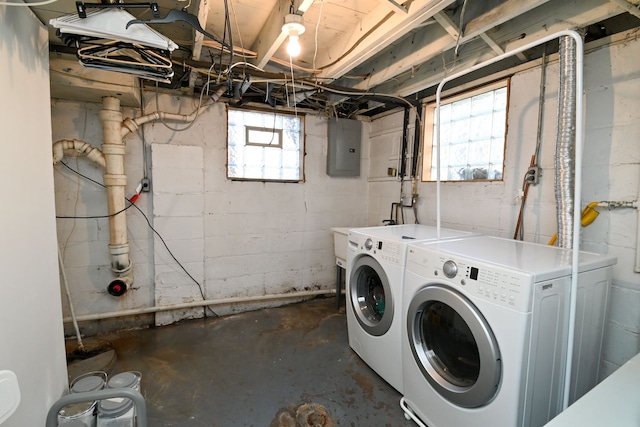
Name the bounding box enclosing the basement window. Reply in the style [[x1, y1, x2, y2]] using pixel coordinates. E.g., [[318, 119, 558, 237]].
[[227, 108, 304, 182], [422, 80, 509, 181]]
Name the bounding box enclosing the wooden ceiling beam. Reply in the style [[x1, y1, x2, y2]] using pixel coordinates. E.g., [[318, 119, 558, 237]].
[[377, 0, 409, 14], [339, 0, 561, 92], [191, 0, 210, 61], [375, 0, 631, 98], [316, 0, 458, 79]]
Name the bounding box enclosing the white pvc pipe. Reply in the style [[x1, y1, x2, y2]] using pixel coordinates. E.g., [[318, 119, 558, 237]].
[[63, 289, 335, 323], [100, 97, 132, 275], [52, 139, 106, 168], [434, 29, 584, 410]]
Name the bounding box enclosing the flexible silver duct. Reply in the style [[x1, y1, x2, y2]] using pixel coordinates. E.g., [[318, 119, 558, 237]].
[[554, 36, 577, 248]]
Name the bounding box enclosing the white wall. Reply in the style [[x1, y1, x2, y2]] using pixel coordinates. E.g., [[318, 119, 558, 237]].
[[367, 34, 640, 376], [0, 6, 68, 426], [51, 96, 369, 331]]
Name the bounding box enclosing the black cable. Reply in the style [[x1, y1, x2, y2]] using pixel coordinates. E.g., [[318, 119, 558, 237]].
[[56, 162, 136, 219], [55, 161, 218, 317]]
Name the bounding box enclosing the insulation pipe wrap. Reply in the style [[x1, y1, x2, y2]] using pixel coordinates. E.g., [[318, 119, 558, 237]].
[[555, 36, 577, 249]]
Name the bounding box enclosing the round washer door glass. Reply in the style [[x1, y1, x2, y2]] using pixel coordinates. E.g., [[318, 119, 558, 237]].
[[349, 255, 393, 336], [407, 284, 501, 408]]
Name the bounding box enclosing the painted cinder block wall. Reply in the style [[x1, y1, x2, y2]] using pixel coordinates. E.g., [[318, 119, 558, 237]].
[[52, 98, 370, 332], [366, 33, 640, 376]]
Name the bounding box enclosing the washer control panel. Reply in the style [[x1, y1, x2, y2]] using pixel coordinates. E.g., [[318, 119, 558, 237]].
[[356, 235, 403, 266]]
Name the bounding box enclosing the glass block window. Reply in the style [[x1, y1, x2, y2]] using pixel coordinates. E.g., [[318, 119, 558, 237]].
[[227, 108, 304, 181], [422, 80, 508, 181]]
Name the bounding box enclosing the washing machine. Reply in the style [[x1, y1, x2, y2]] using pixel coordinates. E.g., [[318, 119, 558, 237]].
[[346, 224, 479, 393], [399, 236, 616, 427]]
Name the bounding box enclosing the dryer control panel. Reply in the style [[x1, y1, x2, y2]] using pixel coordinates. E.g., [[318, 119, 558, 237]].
[[407, 249, 537, 312]]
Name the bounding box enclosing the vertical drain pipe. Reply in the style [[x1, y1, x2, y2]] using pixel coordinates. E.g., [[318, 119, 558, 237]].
[[100, 97, 132, 281]]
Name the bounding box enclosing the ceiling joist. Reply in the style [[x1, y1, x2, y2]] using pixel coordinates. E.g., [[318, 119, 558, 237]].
[[317, 0, 458, 79]]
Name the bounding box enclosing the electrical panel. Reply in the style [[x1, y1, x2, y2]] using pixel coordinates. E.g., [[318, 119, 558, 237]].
[[326, 118, 361, 177]]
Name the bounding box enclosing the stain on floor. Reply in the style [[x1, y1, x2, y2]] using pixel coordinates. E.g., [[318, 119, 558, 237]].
[[72, 297, 415, 426]]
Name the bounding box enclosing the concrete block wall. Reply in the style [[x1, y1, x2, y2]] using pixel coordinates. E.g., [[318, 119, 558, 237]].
[[366, 34, 640, 377], [53, 99, 156, 334], [51, 96, 369, 333]]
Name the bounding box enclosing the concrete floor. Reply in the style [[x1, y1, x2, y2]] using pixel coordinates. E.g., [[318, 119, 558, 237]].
[[75, 297, 415, 427]]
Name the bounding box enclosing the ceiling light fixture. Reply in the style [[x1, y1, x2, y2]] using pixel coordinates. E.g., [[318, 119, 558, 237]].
[[282, 13, 305, 57]]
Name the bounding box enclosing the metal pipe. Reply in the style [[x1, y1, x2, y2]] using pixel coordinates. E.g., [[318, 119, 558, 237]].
[[63, 289, 334, 323], [434, 29, 584, 410]]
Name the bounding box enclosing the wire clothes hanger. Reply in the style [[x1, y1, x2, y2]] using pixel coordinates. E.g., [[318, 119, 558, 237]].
[[126, 9, 233, 53], [76, 40, 174, 83]]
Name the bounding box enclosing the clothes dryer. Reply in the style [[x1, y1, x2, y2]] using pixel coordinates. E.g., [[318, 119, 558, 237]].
[[346, 224, 479, 393], [400, 236, 615, 427]]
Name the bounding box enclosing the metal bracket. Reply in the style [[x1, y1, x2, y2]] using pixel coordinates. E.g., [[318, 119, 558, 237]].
[[75, 1, 160, 19]]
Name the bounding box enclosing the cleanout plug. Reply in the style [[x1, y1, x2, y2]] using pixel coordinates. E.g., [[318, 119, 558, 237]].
[[107, 277, 132, 297]]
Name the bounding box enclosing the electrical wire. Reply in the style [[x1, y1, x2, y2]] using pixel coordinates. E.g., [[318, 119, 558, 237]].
[[56, 161, 136, 219], [228, 0, 247, 60], [153, 76, 216, 132], [289, 55, 298, 116], [55, 161, 217, 316], [454, 0, 469, 57]]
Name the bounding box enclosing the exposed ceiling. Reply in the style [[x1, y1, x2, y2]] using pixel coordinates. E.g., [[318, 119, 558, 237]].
[[30, 0, 640, 116]]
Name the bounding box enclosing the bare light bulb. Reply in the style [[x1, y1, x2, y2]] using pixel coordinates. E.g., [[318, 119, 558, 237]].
[[282, 14, 305, 58], [287, 35, 301, 57]]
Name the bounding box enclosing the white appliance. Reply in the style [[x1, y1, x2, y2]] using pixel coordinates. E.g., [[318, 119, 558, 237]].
[[400, 236, 615, 427], [346, 224, 479, 393]]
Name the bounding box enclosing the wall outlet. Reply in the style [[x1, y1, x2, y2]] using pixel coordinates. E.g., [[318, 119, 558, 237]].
[[141, 178, 151, 193], [525, 166, 541, 185]]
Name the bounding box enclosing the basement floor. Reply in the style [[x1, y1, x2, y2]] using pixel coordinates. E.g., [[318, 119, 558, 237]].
[[68, 297, 415, 427]]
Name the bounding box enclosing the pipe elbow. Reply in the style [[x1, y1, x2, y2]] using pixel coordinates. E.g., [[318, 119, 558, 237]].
[[52, 141, 65, 164]]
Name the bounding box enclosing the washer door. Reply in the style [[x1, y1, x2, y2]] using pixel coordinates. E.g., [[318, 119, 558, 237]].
[[407, 284, 501, 408], [349, 255, 394, 336]]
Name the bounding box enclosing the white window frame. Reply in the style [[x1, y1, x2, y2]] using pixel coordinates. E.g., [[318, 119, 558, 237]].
[[422, 79, 509, 182], [227, 107, 305, 182]]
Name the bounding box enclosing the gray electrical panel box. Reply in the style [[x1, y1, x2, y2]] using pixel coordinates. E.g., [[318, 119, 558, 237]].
[[326, 118, 361, 177]]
